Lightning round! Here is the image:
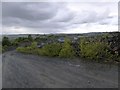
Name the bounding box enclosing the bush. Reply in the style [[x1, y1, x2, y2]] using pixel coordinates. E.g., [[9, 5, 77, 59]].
[[17, 46, 39, 54], [79, 37, 113, 61], [59, 38, 75, 58], [40, 43, 62, 57], [12, 40, 19, 47], [16, 42, 38, 54], [2, 37, 11, 46], [2, 45, 8, 53], [16, 42, 62, 57], [31, 42, 37, 49]]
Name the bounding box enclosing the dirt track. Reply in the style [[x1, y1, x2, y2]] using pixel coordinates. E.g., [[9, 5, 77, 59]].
[[2, 51, 118, 88]]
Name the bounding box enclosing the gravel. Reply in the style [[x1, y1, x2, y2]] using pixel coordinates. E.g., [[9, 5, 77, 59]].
[[2, 51, 118, 88]]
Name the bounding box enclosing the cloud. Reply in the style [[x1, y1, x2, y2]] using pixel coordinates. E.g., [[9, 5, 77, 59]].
[[2, 2, 74, 30], [2, 2, 60, 21], [51, 6, 75, 22], [67, 2, 117, 25], [2, 2, 118, 34]]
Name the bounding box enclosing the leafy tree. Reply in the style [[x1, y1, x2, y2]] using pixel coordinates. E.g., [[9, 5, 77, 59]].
[[2, 37, 11, 46]]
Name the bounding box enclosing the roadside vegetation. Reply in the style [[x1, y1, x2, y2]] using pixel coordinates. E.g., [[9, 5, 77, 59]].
[[2, 35, 33, 52], [2, 37, 11, 53], [79, 37, 116, 62], [59, 38, 75, 58], [16, 42, 38, 55], [16, 39, 74, 58], [39, 43, 62, 57], [2, 32, 120, 63]]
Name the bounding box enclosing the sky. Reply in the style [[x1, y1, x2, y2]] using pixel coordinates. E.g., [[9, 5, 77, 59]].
[[1, 0, 119, 34]]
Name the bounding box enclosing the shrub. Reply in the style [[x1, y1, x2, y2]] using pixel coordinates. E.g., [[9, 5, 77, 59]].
[[16, 42, 62, 57], [79, 37, 113, 61], [59, 38, 75, 58], [40, 43, 62, 57], [16, 42, 38, 54], [12, 40, 19, 47], [31, 42, 37, 49], [2, 37, 11, 46], [2, 45, 8, 53]]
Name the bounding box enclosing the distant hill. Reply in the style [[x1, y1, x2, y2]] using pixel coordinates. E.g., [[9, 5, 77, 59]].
[[1, 32, 119, 40]]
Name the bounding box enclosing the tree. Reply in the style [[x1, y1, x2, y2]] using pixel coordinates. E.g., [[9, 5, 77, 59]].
[[2, 37, 11, 46], [28, 34, 33, 41]]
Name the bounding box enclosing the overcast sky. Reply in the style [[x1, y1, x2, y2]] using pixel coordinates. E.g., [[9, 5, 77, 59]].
[[2, 1, 118, 34]]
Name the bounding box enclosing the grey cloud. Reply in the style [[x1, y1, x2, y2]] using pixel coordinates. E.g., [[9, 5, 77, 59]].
[[2, 2, 59, 21], [51, 7, 75, 22], [2, 2, 74, 32], [3, 15, 71, 29], [2, 2, 117, 34], [71, 9, 111, 25], [99, 16, 117, 25], [3, 3, 69, 22]]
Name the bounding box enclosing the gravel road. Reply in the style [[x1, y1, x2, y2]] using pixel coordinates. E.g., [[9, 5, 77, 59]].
[[2, 51, 118, 88]]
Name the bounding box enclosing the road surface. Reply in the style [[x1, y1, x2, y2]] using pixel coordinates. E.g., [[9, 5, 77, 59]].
[[2, 51, 118, 88]]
